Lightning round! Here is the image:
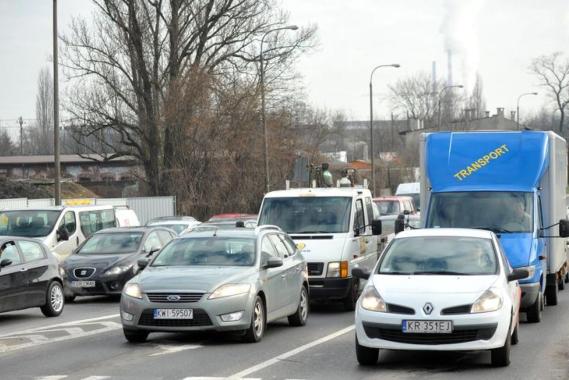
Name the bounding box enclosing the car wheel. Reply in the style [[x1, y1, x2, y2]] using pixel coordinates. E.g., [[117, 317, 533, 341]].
[[526, 293, 542, 323], [288, 286, 309, 327], [491, 321, 511, 367], [40, 281, 65, 317], [123, 328, 149, 343], [356, 337, 379, 366], [343, 278, 359, 311], [511, 320, 519, 345], [243, 296, 266, 343], [545, 281, 559, 306]]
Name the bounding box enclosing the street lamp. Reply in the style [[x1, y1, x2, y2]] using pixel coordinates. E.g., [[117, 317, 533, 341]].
[[369, 63, 400, 195], [437, 84, 464, 130], [516, 92, 538, 130], [260, 25, 298, 194], [53, 0, 61, 205]]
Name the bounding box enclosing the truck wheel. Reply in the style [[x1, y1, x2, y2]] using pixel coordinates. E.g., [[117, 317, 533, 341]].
[[546, 281, 559, 306], [356, 337, 379, 366], [343, 279, 359, 311], [526, 293, 542, 323], [558, 278, 565, 291], [564, 272, 569, 284], [491, 323, 511, 367]]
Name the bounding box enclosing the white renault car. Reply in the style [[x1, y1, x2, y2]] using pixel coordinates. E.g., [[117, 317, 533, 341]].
[[353, 228, 526, 367]]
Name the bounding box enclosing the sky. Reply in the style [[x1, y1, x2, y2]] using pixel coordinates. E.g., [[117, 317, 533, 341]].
[[0, 0, 568, 127]]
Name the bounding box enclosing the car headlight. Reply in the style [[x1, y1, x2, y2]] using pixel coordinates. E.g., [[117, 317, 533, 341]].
[[471, 288, 503, 313], [208, 284, 251, 300], [105, 265, 132, 276], [360, 286, 387, 312], [123, 283, 143, 299], [327, 261, 349, 278], [515, 265, 535, 280]]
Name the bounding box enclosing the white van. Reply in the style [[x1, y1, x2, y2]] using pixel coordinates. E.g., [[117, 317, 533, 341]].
[[258, 187, 382, 310], [0, 205, 119, 261], [395, 181, 421, 211]]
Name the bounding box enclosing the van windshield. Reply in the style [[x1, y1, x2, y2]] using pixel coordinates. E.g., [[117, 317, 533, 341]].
[[259, 196, 352, 234], [0, 210, 61, 237], [426, 192, 533, 233]]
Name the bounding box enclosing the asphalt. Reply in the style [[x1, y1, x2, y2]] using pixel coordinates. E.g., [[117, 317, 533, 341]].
[[0, 291, 568, 380]]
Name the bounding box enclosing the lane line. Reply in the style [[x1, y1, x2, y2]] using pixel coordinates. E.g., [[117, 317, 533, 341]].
[[34, 376, 68, 380], [81, 377, 111, 380], [150, 344, 202, 357], [228, 325, 355, 379], [0, 314, 119, 339]]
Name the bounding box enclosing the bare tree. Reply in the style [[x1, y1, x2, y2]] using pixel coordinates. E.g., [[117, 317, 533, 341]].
[[389, 72, 439, 122], [530, 52, 569, 132], [0, 130, 16, 155]]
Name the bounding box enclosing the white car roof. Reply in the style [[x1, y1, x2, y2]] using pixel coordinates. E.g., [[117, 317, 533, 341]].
[[394, 228, 494, 240], [264, 187, 371, 198]]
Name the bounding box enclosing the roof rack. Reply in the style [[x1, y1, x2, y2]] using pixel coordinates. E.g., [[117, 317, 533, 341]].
[[255, 225, 282, 233]]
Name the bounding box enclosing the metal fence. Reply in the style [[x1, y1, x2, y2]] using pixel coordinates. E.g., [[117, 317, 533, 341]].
[[0, 196, 176, 225]]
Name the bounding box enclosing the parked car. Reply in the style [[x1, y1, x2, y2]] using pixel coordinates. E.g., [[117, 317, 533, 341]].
[[120, 226, 309, 343], [0, 206, 118, 262], [145, 216, 201, 235], [62, 227, 176, 301], [0, 237, 65, 317], [353, 228, 526, 367]]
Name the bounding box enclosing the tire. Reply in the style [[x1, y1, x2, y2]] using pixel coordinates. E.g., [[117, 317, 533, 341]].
[[526, 293, 542, 323], [343, 278, 359, 311], [288, 286, 309, 327], [564, 272, 569, 284], [243, 296, 266, 343], [65, 295, 76, 303], [356, 337, 379, 366], [123, 328, 149, 343], [40, 281, 65, 317], [491, 323, 511, 367], [546, 282, 559, 306], [511, 322, 519, 345], [559, 277, 565, 291]]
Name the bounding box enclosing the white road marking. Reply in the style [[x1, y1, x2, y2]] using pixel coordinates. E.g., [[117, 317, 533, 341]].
[[80, 377, 111, 380], [228, 325, 355, 379], [34, 376, 68, 380], [183, 378, 260, 380], [150, 344, 202, 356]]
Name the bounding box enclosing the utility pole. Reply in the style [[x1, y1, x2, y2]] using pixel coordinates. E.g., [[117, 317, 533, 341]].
[[53, 0, 61, 205], [18, 116, 23, 155]]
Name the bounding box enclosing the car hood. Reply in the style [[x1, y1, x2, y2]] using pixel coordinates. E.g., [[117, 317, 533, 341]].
[[64, 253, 137, 271], [290, 233, 349, 262], [497, 233, 534, 268], [136, 266, 257, 293]]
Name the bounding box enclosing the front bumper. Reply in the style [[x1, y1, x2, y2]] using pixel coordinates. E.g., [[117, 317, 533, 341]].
[[120, 291, 255, 333], [519, 282, 540, 309], [308, 277, 352, 300], [355, 305, 510, 351], [64, 271, 133, 296]]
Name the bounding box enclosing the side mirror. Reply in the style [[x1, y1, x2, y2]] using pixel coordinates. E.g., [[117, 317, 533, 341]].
[[371, 220, 382, 236], [507, 268, 529, 282], [57, 226, 69, 242], [263, 255, 283, 269], [394, 214, 405, 234], [352, 267, 371, 280], [559, 219, 569, 238], [0, 259, 12, 268], [137, 258, 149, 270]]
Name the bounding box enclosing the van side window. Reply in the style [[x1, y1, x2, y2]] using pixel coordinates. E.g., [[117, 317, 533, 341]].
[[354, 199, 365, 233], [59, 211, 77, 235], [365, 197, 374, 221], [79, 209, 116, 238]]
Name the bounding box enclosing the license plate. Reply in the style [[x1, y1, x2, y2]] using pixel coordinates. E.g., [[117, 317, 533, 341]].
[[153, 309, 194, 319], [402, 320, 453, 334], [71, 281, 96, 288]]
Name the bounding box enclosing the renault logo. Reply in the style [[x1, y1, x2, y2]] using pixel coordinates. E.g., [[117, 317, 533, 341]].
[[423, 302, 434, 315], [167, 295, 181, 302]]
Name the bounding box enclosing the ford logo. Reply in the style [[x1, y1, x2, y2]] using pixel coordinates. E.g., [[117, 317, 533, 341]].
[[167, 295, 181, 302]]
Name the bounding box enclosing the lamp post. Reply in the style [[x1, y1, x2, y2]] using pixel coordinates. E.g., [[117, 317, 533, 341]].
[[260, 25, 298, 194], [516, 92, 538, 130], [437, 84, 463, 130], [369, 64, 400, 195], [53, 0, 61, 205]]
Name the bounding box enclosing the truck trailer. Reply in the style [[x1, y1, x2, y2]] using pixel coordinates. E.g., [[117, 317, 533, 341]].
[[419, 131, 569, 323]]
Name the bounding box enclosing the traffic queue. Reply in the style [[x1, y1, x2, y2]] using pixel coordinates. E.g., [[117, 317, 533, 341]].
[[0, 130, 568, 369]]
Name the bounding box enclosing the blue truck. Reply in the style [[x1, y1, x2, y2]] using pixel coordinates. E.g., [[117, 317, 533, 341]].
[[418, 131, 569, 323]]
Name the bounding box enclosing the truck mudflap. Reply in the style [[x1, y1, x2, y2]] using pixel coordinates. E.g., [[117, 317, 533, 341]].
[[520, 282, 540, 310]]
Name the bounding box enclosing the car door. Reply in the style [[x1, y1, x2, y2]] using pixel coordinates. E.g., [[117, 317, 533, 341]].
[[259, 235, 287, 317], [496, 238, 521, 323], [278, 234, 305, 308], [269, 234, 298, 308], [53, 210, 79, 260], [0, 242, 27, 313], [17, 240, 50, 307]]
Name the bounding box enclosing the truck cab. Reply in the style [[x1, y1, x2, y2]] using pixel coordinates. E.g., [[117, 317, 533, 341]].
[[258, 187, 382, 310]]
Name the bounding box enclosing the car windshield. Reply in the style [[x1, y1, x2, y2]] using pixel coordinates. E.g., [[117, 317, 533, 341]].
[[0, 210, 61, 237], [426, 192, 533, 233], [152, 237, 256, 267], [378, 236, 498, 275], [147, 223, 188, 234], [78, 232, 144, 254], [375, 200, 400, 216], [258, 196, 352, 233]]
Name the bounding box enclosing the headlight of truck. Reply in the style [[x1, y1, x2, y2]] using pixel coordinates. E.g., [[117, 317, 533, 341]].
[[327, 261, 349, 278], [516, 265, 535, 280], [361, 286, 387, 312], [471, 288, 503, 313], [208, 284, 251, 299], [123, 283, 143, 299]]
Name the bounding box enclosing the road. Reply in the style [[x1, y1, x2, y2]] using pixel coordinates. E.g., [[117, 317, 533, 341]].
[[1, 291, 569, 380]]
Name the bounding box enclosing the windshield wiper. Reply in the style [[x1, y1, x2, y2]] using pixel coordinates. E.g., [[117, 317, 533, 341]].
[[378, 271, 412, 275], [413, 271, 468, 275]]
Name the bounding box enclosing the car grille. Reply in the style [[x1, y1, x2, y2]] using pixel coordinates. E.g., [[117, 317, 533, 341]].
[[363, 324, 497, 345], [146, 293, 205, 303], [307, 263, 324, 276], [73, 268, 96, 279], [138, 309, 212, 327], [386, 303, 415, 315], [441, 304, 472, 315]]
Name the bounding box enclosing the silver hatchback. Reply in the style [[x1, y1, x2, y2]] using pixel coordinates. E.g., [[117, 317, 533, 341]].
[[120, 226, 309, 343]]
